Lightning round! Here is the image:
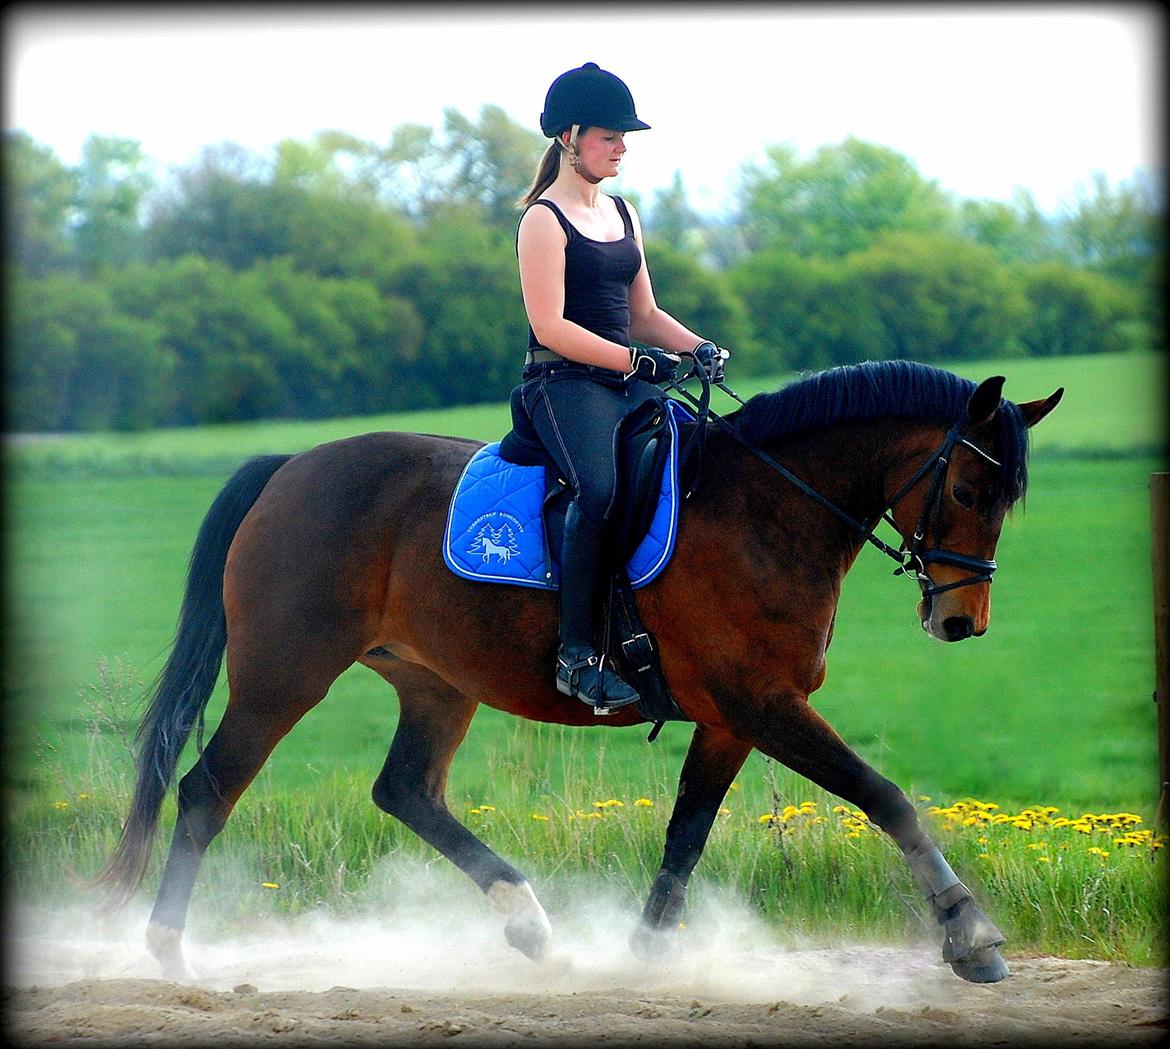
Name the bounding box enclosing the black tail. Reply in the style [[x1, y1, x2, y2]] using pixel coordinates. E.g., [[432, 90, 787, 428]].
[[94, 454, 292, 906]]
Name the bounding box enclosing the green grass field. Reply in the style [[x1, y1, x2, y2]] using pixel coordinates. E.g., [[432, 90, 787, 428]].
[[4, 350, 1167, 965]]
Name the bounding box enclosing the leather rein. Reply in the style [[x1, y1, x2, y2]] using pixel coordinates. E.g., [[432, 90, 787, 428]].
[[666, 358, 1001, 602]]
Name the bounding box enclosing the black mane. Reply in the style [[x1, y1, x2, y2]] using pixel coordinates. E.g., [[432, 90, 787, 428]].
[[731, 360, 1031, 503]]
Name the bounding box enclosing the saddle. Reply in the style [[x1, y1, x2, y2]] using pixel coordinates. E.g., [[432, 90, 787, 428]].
[[443, 386, 700, 733]]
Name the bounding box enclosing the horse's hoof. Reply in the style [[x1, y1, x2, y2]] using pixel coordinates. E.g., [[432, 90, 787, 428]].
[[488, 880, 553, 962], [950, 946, 1010, 984], [628, 921, 681, 962], [504, 914, 552, 961]]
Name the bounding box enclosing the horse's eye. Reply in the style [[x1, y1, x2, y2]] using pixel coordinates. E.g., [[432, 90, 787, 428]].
[[952, 484, 976, 509]]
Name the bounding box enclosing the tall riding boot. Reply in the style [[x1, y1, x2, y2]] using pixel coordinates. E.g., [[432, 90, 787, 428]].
[[556, 502, 640, 710]]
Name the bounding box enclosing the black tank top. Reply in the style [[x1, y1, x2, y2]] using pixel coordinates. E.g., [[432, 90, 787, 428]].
[[524, 195, 642, 351]]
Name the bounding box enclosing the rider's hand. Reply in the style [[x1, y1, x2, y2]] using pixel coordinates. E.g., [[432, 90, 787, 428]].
[[627, 346, 681, 384], [693, 341, 729, 384]]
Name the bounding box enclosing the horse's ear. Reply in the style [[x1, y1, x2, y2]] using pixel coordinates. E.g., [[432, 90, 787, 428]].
[[1016, 387, 1064, 429], [967, 376, 1006, 427]]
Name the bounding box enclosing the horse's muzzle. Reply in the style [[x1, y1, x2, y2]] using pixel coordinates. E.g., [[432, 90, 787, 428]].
[[919, 596, 985, 643]]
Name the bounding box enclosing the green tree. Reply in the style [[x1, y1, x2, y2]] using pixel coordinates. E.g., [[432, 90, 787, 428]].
[[1015, 262, 1137, 357], [844, 232, 1029, 362], [729, 249, 884, 372], [639, 238, 759, 371], [647, 171, 701, 254], [958, 190, 1057, 266], [107, 256, 293, 423], [388, 208, 527, 405], [737, 137, 957, 257], [72, 135, 155, 274], [377, 106, 544, 226], [7, 271, 172, 431], [3, 131, 78, 275]]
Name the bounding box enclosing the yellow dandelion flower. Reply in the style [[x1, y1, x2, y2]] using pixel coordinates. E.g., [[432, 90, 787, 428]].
[[478, 804, 496, 812], [531, 813, 549, 822], [729, 782, 741, 792], [1026, 842, 1047, 851], [978, 853, 991, 860], [77, 793, 90, 801], [53, 801, 69, 810], [717, 807, 731, 816], [977, 836, 990, 845], [593, 799, 624, 809], [759, 813, 777, 824], [1036, 855, 1051, 863], [634, 798, 654, 807], [261, 882, 280, 889], [468, 807, 482, 816], [1087, 847, 1109, 858]]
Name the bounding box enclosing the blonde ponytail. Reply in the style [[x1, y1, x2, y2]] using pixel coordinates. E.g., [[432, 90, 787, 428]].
[[516, 125, 585, 210]]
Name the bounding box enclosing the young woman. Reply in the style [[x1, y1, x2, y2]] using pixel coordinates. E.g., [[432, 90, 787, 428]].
[[515, 62, 727, 711]]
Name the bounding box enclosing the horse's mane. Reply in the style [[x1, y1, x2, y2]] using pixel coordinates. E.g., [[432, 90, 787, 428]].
[[731, 360, 1030, 503]]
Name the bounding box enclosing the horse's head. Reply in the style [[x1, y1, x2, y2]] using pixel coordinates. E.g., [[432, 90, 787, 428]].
[[889, 376, 1063, 642]]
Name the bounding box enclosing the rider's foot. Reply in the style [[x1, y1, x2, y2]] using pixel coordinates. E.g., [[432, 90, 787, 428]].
[[556, 645, 640, 709]]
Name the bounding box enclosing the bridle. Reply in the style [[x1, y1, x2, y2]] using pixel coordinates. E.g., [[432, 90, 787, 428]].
[[666, 359, 1002, 606], [872, 426, 1001, 601]]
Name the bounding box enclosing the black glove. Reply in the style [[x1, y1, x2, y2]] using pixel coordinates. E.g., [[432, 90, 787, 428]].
[[627, 346, 681, 384], [692, 340, 729, 384]]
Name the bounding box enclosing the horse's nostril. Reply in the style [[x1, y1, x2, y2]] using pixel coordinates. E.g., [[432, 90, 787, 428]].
[[943, 617, 975, 642]]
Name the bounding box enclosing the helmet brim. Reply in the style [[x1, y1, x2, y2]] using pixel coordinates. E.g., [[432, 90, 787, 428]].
[[543, 117, 652, 137]]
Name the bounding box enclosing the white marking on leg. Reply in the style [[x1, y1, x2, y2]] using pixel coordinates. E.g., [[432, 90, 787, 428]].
[[487, 880, 553, 960], [145, 922, 196, 983]]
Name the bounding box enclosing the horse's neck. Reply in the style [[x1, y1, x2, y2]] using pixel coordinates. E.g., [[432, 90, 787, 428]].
[[720, 418, 939, 541]]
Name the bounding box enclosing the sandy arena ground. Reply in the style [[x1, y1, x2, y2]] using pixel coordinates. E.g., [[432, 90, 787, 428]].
[[4, 879, 1167, 1047]]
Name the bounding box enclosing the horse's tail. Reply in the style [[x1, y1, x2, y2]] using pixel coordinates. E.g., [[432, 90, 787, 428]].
[[93, 454, 293, 908]]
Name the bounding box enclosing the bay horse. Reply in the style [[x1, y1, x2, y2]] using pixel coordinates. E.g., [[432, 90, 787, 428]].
[[96, 359, 1062, 985]]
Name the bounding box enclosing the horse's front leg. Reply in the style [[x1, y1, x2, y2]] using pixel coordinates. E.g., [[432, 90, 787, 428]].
[[723, 691, 1009, 984], [370, 663, 553, 962], [631, 724, 752, 959]]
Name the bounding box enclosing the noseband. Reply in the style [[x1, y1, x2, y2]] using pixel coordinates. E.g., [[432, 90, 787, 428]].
[[876, 428, 1001, 600], [667, 363, 1001, 606]]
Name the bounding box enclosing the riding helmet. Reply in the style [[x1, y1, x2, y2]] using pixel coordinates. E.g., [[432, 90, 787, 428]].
[[539, 62, 651, 137]]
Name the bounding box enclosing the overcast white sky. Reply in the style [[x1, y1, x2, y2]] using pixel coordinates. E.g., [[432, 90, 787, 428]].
[[4, 3, 1163, 216]]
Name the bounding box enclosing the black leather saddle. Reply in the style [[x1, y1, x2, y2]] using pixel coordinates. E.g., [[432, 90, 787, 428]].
[[498, 386, 680, 570]]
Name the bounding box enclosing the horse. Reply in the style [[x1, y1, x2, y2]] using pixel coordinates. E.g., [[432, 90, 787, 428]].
[[96, 359, 1062, 985]]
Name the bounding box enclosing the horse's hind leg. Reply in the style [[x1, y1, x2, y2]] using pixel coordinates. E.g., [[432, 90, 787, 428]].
[[725, 693, 1009, 984], [147, 678, 334, 981], [370, 662, 553, 961]]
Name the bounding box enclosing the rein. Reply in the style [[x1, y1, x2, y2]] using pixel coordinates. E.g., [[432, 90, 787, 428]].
[[666, 360, 1000, 601]]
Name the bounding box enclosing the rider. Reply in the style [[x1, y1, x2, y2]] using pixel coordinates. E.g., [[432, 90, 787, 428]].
[[515, 62, 727, 710]]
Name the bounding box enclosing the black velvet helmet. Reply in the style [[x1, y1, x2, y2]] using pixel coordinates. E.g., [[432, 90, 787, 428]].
[[539, 62, 651, 138]]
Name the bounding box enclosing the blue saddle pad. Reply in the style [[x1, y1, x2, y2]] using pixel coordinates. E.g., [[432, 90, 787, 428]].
[[443, 399, 690, 590]]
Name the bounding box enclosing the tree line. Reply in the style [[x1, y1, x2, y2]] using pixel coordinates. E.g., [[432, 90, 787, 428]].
[[4, 107, 1162, 432]]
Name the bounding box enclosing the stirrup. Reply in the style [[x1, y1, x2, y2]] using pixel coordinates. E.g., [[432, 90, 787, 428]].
[[556, 648, 640, 712]]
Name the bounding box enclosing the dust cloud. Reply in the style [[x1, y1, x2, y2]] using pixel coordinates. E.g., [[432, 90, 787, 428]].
[[6, 856, 962, 1014]]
